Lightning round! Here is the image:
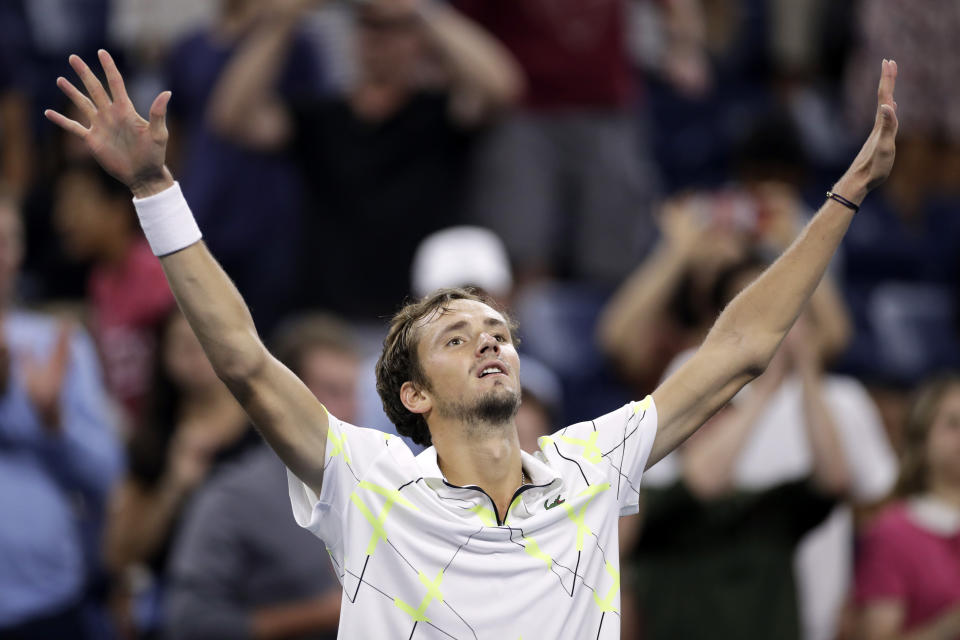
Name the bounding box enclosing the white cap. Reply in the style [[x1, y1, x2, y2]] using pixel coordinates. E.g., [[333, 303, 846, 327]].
[[411, 226, 513, 298]]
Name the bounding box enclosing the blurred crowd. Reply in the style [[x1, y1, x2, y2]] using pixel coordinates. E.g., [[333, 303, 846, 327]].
[[1, 0, 959, 639]]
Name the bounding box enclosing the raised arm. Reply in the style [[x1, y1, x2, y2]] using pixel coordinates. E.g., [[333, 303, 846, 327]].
[[648, 59, 899, 467], [206, 1, 315, 150], [45, 51, 329, 493], [419, 0, 524, 125]]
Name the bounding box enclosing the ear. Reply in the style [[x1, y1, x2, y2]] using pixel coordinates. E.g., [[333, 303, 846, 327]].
[[400, 380, 432, 416]]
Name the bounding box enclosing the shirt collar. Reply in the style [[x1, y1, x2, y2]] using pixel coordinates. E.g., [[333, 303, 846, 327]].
[[908, 495, 960, 536], [414, 446, 563, 493]]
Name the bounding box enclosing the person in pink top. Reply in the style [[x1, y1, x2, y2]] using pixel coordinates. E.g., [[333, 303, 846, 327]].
[[54, 160, 176, 425], [855, 374, 960, 639]]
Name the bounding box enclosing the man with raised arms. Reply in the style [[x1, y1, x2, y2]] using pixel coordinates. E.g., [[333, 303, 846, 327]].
[[45, 50, 898, 638]]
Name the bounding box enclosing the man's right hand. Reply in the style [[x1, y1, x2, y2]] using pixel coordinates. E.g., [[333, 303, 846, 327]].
[[45, 50, 174, 198]]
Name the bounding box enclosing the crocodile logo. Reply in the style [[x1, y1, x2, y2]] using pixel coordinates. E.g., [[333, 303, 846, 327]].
[[544, 496, 566, 510]]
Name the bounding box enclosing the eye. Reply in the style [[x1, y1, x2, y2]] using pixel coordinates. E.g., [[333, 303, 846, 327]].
[[447, 336, 465, 346], [494, 333, 507, 343]]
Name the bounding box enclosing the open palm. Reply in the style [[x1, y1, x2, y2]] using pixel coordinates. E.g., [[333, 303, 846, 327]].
[[45, 50, 171, 191], [855, 59, 899, 191]]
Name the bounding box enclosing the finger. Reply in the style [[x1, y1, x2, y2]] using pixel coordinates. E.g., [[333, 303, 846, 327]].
[[69, 54, 111, 109], [44, 109, 89, 138], [148, 91, 172, 139], [55, 76, 96, 118], [97, 49, 130, 104], [878, 103, 899, 136], [877, 58, 897, 110], [50, 322, 72, 382]]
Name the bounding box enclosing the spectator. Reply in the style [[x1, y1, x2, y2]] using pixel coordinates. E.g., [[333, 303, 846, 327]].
[[0, 194, 123, 639], [104, 310, 260, 639], [208, 0, 522, 322], [628, 311, 854, 640], [165, 314, 359, 640], [598, 183, 852, 393], [855, 374, 960, 640], [53, 159, 175, 426], [839, 0, 960, 387], [162, 0, 327, 334], [608, 243, 893, 640], [455, 0, 671, 285], [0, 45, 32, 201]]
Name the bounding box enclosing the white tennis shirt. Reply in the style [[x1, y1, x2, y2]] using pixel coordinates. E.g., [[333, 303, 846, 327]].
[[288, 396, 658, 639]]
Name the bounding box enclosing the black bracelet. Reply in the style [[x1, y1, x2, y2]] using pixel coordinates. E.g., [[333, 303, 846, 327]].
[[825, 191, 860, 213]]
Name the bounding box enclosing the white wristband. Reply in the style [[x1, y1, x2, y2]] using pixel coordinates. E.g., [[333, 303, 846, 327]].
[[132, 181, 203, 257]]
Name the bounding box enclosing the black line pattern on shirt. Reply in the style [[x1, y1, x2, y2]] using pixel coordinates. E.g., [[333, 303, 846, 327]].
[[553, 441, 590, 486], [326, 421, 635, 639]]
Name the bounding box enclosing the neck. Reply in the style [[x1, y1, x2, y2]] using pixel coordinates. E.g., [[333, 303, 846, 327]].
[[433, 421, 524, 518], [927, 479, 960, 511]]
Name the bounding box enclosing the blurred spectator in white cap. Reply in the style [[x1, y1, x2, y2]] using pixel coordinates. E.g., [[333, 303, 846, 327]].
[[411, 225, 513, 304]]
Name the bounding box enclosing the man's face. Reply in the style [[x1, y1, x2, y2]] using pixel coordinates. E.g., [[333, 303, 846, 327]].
[[355, 1, 425, 85], [0, 204, 23, 304], [301, 347, 361, 426], [412, 299, 521, 428]]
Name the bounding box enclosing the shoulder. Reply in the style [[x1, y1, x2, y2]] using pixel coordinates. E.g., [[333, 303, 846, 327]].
[[864, 502, 914, 544]]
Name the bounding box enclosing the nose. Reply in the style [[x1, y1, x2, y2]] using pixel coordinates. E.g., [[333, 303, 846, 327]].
[[476, 332, 500, 356]]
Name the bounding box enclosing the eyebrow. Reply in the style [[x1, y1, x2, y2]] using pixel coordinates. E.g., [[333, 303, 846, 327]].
[[437, 317, 507, 339]]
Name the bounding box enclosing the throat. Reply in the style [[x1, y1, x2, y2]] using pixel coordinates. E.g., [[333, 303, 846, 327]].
[[434, 429, 525, 517]]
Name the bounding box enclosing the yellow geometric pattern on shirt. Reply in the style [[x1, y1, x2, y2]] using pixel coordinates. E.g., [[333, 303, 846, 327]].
[[592, 561, 620, 613], [468, 503, 497, 527], [559, 431, 602, 463], [561, 482, 610, 550], [634, 395, 653, 414], [523, 535, 553, 569], [327, 427, 351, 465], [394, 569, 444, 623], [349, 481, 418, 556]]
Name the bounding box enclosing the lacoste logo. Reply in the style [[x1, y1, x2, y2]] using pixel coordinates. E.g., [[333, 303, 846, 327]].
[[544, 496, 566, 510]]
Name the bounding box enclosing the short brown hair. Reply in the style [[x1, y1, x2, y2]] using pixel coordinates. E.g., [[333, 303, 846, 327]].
[[375, 287, 516, 446], [895, 373, 960, 497]]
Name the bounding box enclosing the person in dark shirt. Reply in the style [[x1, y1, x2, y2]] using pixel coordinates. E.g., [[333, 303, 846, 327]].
[[164, 0, 327, 334], [208, 0, 522, 321], [103, 310, 261, 638], [166, 314, 361, 640]]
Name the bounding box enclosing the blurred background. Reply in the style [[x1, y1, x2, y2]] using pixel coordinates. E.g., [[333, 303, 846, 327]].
[[1, 0, 959, 638]]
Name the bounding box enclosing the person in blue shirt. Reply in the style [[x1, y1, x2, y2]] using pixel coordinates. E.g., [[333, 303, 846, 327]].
[[0, 193, 123, 639]]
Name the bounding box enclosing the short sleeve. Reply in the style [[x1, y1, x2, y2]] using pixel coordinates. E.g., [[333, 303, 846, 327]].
[[546, 396, 658, 516], [287, 415, 395, 550], [855, 519, 909, 606], [826, 380, 898, 502]]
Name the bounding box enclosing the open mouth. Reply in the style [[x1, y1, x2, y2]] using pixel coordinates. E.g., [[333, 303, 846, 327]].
[[478, 365, 507, 378]]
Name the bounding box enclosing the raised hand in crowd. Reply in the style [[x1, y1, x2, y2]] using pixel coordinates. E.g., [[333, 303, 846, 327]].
[[21, 322, 72, 431]]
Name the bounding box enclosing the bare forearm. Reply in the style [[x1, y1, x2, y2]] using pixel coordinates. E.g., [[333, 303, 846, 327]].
[[798, 364, 850, 495], [105, 481, 186, 570], [900, 607, 960, 640], [683, 391, 772, 498], [422, 1, 523, 115], [207, 14, 297, 136], [251, 591, 341, 640], [806, 277, 853, 363], [598, 242, 691, 366], [709, 171, 867, 370], [160, 242, 267, 382]]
